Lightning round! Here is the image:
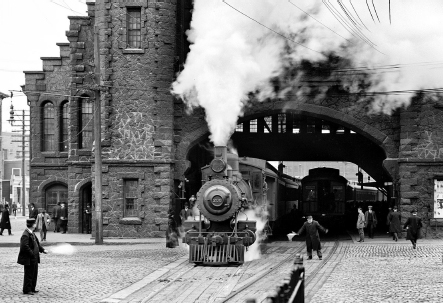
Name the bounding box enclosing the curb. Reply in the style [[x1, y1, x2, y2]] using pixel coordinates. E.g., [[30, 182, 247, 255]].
[[0, 241, 167, 248]]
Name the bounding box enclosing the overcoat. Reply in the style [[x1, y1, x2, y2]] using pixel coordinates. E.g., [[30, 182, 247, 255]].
[[17, 229, 44, 266], [0, 209, 11, 229], [364, 211, 377, 228], [388, 211, 402, 233], [29, 208, 38, 219], [52, 205, 61, 219], [297, 220, 326, 251], [356, 213, 365, 229], [36, 213, 51, 231], [403, 215, 422, 240]]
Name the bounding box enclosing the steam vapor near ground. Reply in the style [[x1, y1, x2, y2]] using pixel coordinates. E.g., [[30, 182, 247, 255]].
[[172, 0, 443, 144], [49, 243, 77, 255], [238, 207, 269, 262]]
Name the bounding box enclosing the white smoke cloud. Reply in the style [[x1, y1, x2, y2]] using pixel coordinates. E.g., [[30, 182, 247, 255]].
[[172, 0, 443, 143]]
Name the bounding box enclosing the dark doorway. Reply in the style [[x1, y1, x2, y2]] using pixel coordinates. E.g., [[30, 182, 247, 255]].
[[45, 184, 68, 216], [80, 183, 92, 234]]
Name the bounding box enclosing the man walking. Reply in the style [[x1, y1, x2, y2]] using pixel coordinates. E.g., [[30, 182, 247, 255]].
[[364, 205, 377, 239], [35, 210, 51, 241], [12, 202, 17, 218], [179, 203, 192, 226], [84, 204, 92, 234], [0, 204, 13, 235], [388, 206, 402, 241], [59, 203, 68, 234], [52, 203, 61, 232], [356, 207, 365, 242], [294, 215, 328, 260], [17, 218, 48, 295], [403, 209, 422, 249], [29, 203, 38, 220]]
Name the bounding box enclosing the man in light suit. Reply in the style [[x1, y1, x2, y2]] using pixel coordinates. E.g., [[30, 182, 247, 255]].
[[17, 218, 48, 295], [356, 207, 366, 242]]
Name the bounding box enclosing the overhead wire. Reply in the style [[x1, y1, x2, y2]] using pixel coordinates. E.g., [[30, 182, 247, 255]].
[[222, 0, 325, 56], [349, 0, 370, 31], [366, 0, 376, 23], [372, 0, 381, 23], [288, 0, 350, 42]]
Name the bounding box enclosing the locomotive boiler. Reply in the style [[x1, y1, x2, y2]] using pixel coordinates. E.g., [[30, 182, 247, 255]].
[[182, 146, 257, 265]]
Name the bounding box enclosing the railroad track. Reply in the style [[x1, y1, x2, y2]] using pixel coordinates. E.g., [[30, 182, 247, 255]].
[[305, 239, 340, 285]]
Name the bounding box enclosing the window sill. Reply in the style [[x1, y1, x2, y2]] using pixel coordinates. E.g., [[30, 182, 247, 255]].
[[119, 217, 142, 225], [122, 49, 145, 54]]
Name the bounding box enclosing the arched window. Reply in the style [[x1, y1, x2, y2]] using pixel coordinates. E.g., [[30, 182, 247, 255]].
[[45, 184, 68, 216], [79, 100, 93, 149], [42, 102, 55, 151], [60, 102, 69, 151]]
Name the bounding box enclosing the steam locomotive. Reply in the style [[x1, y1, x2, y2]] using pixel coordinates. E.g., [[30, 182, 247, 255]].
[[182, 146, 257, 265]]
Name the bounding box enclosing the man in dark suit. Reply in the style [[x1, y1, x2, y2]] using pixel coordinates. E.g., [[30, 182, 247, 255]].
[[52, 203, 61, 232], [59, 203, 68, 234], [295, 215, 328, 260], [17, 218, 48, 295], [403, 209, 423, 249], [364, 205, 378, 239], [29, 203, 38, 220]]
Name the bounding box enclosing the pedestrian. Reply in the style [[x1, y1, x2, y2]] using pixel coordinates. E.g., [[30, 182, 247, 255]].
[[388, 206, 402, 242], [179, 203, 192, 226], [17, 218, 48, 295], [52, 202, 61, 232], [35, 209, 51, 242], [0, 204, 13, 236], [294, 215, 328, 260], [166, 210, 179, 248], [12, 202, 17, 218], [59, 203, 68, 234], [356, 207, 365, 242], [403, 209, 423, 249], [364, 205, 377, 239], [386, 207, 392, 235], [84, 204, 92, 234], [29, 203, 38, 220]]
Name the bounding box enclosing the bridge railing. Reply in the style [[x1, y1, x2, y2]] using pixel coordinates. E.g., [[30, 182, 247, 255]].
[[246, 254, 305, 303]]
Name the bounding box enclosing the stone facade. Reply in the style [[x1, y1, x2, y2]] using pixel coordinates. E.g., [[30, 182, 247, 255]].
[[24, 0, 443, 238]]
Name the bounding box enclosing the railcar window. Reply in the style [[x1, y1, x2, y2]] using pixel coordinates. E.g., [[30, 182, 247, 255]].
[[306, 117, 316, 134], [235, 123, 243, 132], [263, 116, 271, 133], [250, 119, 258, 133], [321, 122, 330, 134], [278, 114, 286, 133]]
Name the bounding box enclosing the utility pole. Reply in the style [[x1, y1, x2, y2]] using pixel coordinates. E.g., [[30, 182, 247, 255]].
[[94, 20, 103, 244], [8, 105, 30, 216]]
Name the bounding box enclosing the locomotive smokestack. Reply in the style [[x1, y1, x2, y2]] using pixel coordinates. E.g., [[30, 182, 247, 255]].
[[214, 146, 227, 164]]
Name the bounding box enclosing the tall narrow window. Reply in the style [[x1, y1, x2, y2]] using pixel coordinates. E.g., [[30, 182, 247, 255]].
[[80, 101, 93, 149], [124, 179, 139, 217], [60, 102, 69, 151], [42, 102, 55, 151], [127, 8, 141, 48]]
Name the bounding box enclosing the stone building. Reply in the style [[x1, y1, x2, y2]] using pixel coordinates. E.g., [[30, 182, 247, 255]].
[[23, 0, 443, 237]]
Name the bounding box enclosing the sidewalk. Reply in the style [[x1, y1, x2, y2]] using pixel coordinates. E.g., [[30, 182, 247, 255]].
[[0, 216, 166, 247], [347, 229, 442, 245]]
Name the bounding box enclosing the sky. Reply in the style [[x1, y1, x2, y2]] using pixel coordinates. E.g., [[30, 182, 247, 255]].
[[0, 0, 88, 132]]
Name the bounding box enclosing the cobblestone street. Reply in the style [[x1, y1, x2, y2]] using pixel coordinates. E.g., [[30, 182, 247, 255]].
[[1, 237, 442, 303]]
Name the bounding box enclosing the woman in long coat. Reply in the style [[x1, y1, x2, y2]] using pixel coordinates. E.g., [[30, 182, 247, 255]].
[[0, 204, 13, 235], [403, 209, 422, 249], [388, 206, 402, 241]]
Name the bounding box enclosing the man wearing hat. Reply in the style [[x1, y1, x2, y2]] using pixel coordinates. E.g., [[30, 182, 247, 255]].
[[294, 215, 328, 260], [403, 209, 422, 249], [364, 205, 378, 239], [17, 218, 48, 295], [35, 209, 51, 241]]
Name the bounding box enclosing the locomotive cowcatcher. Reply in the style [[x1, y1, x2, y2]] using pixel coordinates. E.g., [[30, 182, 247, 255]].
[[182, 146, 257, 265]]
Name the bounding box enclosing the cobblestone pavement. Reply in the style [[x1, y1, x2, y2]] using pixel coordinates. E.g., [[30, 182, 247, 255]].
[[310, 243, 443, 303], [0, 244, 187, 303]]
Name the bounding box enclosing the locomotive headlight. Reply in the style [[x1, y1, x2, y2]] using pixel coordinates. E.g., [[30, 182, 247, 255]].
[[211, 195, 224, 207]]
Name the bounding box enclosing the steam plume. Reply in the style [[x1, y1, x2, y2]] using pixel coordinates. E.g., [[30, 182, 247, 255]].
[[172, 0, 443, 144]]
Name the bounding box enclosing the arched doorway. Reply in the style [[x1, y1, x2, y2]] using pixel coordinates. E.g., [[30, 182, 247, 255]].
[[80, 183, 92, 234], [45, 184, 68, 216]]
